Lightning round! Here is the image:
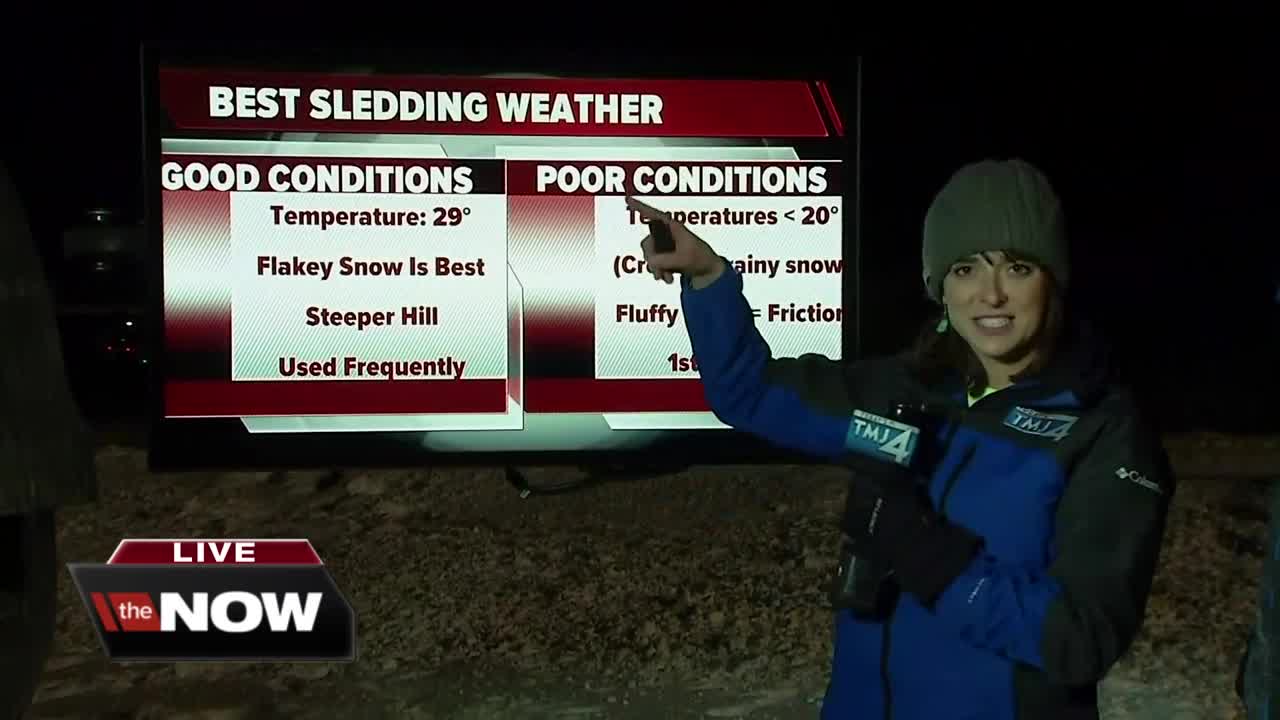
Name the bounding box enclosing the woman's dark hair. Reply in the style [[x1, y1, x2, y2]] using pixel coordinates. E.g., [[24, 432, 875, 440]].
[[905, 249, 1065, 392]]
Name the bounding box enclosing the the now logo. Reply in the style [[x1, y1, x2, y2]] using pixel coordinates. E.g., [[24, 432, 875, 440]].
[[97, 591, 323, 633], [68, 539, 356, 662]]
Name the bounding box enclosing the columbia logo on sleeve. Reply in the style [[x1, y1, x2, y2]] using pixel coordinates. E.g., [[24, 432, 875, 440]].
[[1115, 467, 1162, 495]]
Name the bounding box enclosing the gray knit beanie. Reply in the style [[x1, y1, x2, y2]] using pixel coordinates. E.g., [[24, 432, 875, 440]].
[[922, 158, 1068, 303]]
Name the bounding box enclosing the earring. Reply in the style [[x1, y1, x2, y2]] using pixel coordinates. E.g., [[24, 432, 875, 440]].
[[935, 309, 949, 334]]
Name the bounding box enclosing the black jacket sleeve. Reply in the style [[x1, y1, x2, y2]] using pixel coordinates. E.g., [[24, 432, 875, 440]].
[[1037, 402, 1176, 684]]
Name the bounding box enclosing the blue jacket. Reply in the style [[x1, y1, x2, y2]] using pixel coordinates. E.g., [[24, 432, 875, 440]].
[[681, 265, 1175, 720]]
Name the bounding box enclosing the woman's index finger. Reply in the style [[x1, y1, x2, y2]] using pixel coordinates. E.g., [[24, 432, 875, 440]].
[[624, 196, 668, 221]]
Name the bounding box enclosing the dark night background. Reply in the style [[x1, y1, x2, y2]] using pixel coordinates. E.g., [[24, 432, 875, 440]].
[[1, 34, 1274, 435]]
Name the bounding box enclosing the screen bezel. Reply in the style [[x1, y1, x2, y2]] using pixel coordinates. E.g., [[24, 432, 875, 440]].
[[140, 43, 862, 471]]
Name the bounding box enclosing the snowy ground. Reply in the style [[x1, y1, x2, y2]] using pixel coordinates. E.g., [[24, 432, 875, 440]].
[[24, 433, 1280, 719]]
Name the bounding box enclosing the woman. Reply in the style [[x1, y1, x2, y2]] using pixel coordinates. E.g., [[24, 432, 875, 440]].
[[627, 158, 1175, 719]]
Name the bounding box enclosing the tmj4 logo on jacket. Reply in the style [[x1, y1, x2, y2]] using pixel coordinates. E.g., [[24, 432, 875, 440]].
[[67, 539, 357, 662], [1002, 407, 1078, 442]]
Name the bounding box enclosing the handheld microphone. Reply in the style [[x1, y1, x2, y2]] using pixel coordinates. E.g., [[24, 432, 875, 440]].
[[829, 404, 931, 619]]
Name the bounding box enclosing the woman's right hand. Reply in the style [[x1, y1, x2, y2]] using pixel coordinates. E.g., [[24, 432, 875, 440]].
[[625, 196, 726, 288]]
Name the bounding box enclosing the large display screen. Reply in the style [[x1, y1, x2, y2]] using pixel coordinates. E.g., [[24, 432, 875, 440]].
[[143, 48, 859, 469]]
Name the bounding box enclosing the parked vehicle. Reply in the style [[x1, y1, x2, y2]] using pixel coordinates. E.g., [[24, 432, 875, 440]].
[[54, 209, 148, 424]]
